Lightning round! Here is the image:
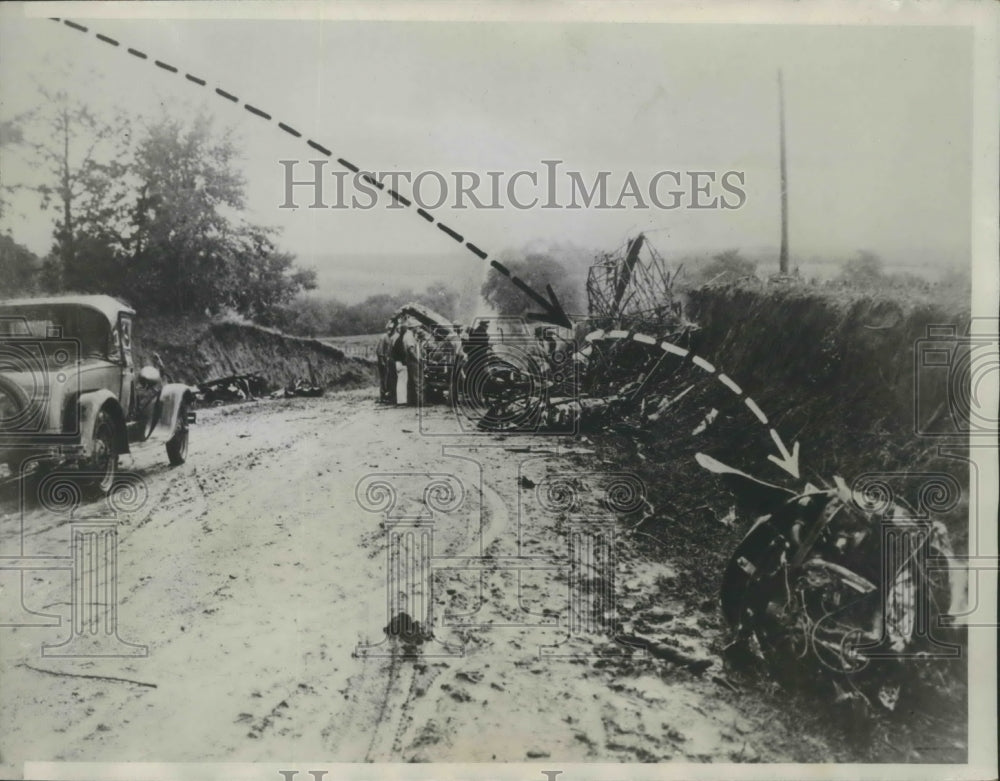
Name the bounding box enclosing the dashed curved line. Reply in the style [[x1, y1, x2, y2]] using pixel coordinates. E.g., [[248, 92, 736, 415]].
[[661, 341, 688, 358], [465, 242, 487, 259], [96, 34, 119, 46], [691, 355, 716, 373], [717, 373, 742, 395], [215, 87, 238, 102], [186, 74, 207, 86], [583, 328, 785, 440], [277, 122, 301, 138], [155, 60, 178, 74], [416, 208, 434, 223], [362, 173, 384, 190], [744, 398, 769, 425], [64, 20, 88, 33], [337, 158, 359, 173], [127, 48, 148, 60]]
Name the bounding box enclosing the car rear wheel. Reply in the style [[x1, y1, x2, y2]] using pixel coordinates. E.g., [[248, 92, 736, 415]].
[[166, 402, 189, 466]]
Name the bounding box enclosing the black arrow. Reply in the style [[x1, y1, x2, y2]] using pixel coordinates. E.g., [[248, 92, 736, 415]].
[[50, 17, 575, 330], [526, 284, 573, 330], [490, 261, 572, 329]]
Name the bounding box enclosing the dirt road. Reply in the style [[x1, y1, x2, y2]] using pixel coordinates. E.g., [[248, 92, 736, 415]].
[[1, 389, 848, 772]]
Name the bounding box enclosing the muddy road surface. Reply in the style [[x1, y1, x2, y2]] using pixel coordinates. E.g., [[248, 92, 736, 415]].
[[2, 389, 879, 771]]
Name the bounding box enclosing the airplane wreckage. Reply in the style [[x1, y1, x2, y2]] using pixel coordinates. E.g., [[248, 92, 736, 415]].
[[455, 235, 964, 716]]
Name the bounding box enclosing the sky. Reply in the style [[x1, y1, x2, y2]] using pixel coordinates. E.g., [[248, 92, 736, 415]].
[[0, 4, 978, 301]]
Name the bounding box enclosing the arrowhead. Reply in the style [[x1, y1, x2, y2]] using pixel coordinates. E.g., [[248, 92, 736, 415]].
[[526, 284, 572, 329], [767, 439, 800, 479]]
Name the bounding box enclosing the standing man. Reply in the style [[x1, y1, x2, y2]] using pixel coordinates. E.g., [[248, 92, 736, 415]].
[[391, 323, 409, 405], [375, 320, 395, 403], [465, 319, 490, 368], [403, 324, 423, 407], [450, 324, 468, 398]]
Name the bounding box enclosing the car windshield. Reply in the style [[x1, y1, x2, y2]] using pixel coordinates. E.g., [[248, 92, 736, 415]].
[[0, 304, 114, 362]]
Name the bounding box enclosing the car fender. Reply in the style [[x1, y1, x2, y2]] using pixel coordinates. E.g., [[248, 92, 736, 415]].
[[148, 384, 196, 444], [78, 390, 130, 456]]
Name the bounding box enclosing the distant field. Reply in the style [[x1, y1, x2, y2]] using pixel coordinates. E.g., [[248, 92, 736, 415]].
[[319, 333, 381, 359]]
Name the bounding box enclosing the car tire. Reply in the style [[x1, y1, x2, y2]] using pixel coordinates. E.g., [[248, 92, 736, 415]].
[[166, 402, 189, 466], [82, 408, 118, 497], [719, 521, 782, 629]]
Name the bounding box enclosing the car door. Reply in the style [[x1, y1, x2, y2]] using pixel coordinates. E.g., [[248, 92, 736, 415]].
[[117, 313, 136, 420]]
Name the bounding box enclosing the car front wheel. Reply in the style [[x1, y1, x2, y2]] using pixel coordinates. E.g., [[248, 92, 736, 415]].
[[83, 408, 119, 496]]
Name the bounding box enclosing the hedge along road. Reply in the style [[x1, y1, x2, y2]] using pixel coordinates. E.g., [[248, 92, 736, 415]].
[[48, 17, 572, 329]]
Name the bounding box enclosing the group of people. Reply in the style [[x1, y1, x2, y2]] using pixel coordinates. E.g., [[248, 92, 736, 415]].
[[375, 314, 578, 408], [375, 317, 423, 406], [375, 316, 498, 407]]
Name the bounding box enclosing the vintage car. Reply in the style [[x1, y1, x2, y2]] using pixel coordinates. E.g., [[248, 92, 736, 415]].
[[0, 295, 196, 495]]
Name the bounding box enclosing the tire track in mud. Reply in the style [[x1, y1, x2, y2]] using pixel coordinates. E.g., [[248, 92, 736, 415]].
[[128, 398, 362, 528], [120, 437, 298, 538], [385, 477, 512, 757], [367, 445, 700, 762], [330, 442, 648, 761], [329, 446, 512, 760]]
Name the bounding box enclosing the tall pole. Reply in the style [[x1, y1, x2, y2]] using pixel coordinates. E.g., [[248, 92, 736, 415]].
[[778, 69, 789, 274]]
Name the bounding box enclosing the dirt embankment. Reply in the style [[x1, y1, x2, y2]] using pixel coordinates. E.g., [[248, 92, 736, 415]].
[[134, 316, 377, 391]]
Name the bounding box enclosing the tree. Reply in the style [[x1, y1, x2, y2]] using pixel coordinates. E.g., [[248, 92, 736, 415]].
[[269, 295, 342, 337], [0, 234, 41, 297], [0, 117, 25, 222], [19, 87, 131, 292], [3, 94, 323, 322], [231, 225, 317, 324], [124, 112, 314, 319], [126, 114, 245, 313], [480, 253, 582, 316], [271, 281, 463, 337], [0, 117, 42, 297], [418, 282, 459, 320]]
